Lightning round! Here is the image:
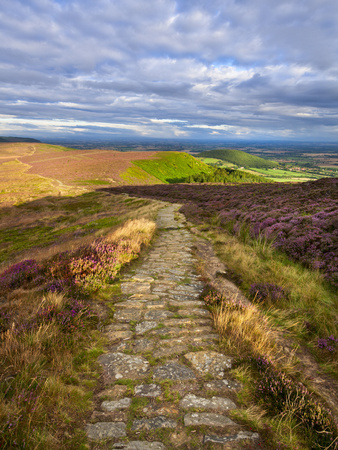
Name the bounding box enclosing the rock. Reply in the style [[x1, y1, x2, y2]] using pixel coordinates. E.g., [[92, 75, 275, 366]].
[[135, 321, 158, 334], [101, 397, 131, 411], [203, 431, 260, 444], [204, 379, 240, 392], [184, 413, 236, 427], [153, 345, 189, 359], [184, 351, 232, 378], [90, 410, 127, 422], [180, 394, 236, 411], [117, 301, 145, 309], [144, 310, 174, 321], [153, 363, 196, 381], [86, 422, 126, 440], [146, 301, 167, 309], [98, 352, 149, 382], [121, 282, 151, 294], [106, 330, 134, 342], [113, 442, 166, 449], [133, 339, 155, 353], [132, 416, 177, 431], [134, 384, 162, 397], [114, 309, 144, 322], [105, 324, 131, 332], [98, 385, 128, 399]]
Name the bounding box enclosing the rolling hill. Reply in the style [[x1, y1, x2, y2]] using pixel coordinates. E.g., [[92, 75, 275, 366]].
[[198, 148, 277, 169]]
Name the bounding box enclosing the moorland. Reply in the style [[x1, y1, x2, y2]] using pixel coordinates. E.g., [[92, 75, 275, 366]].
[[0, 141, 337, 449]]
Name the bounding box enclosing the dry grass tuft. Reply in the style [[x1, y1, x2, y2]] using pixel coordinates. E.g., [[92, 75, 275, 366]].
[[106, 218, 156, 254]]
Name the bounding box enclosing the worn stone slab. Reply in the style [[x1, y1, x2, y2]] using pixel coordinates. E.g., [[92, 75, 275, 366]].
[[105, 324, 131, 332], [149, 326, 215, 338], [90, 410, 127, 422], [203, 431, 260, 444], [179, 309, 211, 317], [106, 330, 134, 342], [144, 310, 174, 321], [134, 384, 162, 397], [184, 351, 233, 378], [132, 416, 177, 431], [204, 379, 241, 392], [129, 294, 160, 301], [153, 362, 196, 381], [114, 309, 144, 322], [180, 394, 236, 411], [86, 422, 126, 440], [98, 352, 149, 381], [131, 276, 155, 283], [98, 385, 128, 399], [152, 345, 189, 359], [146, 301, 167, 309], [117, 301, 145, 309], [168, 300, 205, 308], [113, 442, 166, 450], [121, 282, 151, 294], [184, 413, 236, 427], [162, 318, 212, 327], [133, 339, 155, 353], [101, 397, 131, 411], [135, 321, 158, 334]]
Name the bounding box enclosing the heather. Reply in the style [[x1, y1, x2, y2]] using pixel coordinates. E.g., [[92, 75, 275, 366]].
[[0, 216, 156, 448], [207, 291, 338, 449], [106, 178, 338, 287]]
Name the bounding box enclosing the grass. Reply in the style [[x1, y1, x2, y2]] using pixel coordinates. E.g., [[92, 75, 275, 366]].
[[198, 225, 338, 449], [197, 148, 277, 169], [0, 194, 161, 448], [131, 151, 212, 183]]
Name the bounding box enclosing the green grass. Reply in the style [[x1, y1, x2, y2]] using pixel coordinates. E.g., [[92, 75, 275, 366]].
[[198, 148, 277, 169], [131, 152, 213, 183], [75, 179, 110, 185]]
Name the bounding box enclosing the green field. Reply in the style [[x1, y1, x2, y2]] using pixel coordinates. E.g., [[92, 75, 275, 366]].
[[198, 148, 276, 169]]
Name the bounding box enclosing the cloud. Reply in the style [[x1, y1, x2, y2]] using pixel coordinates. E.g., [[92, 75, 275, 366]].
[[0, 0, 337, 140]]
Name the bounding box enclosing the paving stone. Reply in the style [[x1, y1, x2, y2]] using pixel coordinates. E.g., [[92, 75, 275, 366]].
[[105, 324, 131, 332], [152, 345, 189, 359], [149, 326, 215, 338], [180, 394, 236, 411], [113, 442, 166, 449], [204, 379, 241, 392], [106, 330, 134, 342], [117, 301, 145, 309], [114, 309, 144, 322], [162, 318, 212, 327], [146, 301, 167, 309], [101, 397, 131, 411], [86, 422, 126, 440], [131, 276, 154, 282], [129, 294, 160, 301], [144, 310, 174, 321], [153, 363, 196, 381], [179, 309, 211, 317], [121, 282, 151, 294], [135, 321, 158, 334], [132, 416, 177, 431], [184, 351, 233, 378], [98, 352, 149, 382], [133, 339, 155, 353], [134, 384, 162, 397], [203, 431, 260, 444], [184, 413, 236, 427], [142, 404, 180, 417], [168, 300, 204, 308]]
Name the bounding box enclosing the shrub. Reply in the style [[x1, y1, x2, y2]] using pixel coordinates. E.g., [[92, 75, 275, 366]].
[[0, 259, 43, 291], [249, 283, 288, 303]]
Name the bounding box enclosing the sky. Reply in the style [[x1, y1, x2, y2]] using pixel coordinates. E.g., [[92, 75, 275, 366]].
[[1, 0, 338, 142]]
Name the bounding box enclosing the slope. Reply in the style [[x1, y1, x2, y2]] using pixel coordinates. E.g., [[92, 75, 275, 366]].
[[198, 148, 276, 169]]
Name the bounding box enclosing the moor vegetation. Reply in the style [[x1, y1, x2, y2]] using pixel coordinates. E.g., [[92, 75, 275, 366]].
[[107, 178, 338, 448], [0, 191, 162, 448]]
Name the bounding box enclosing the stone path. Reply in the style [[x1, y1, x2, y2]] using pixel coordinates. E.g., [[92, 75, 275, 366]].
[[86, 205, 260, 449]]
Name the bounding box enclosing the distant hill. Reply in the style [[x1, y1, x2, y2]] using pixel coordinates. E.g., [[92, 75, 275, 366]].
[[131, 152, 213, 183], [198, 148, 276, 169], [0, 136, 41, 143]]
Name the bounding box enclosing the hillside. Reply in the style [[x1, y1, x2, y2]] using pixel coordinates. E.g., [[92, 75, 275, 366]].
[[198, 148, 276, 168], [131, 151, 212, 183], [0, 136, 41, 143]]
